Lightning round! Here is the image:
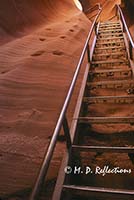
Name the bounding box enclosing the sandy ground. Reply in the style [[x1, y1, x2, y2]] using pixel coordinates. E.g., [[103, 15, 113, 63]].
[[0, 0, 91, 197]]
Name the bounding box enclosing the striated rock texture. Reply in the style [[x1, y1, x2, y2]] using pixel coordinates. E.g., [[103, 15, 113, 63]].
[[0, 0, 91, 197], [0, 0, 134, 198], [121, 0, 134, 42], [0, 0, 81, 45], [79, 0, 121, 21]]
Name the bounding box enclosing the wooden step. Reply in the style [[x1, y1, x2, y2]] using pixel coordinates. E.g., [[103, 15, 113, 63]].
[[99, 26, 121, 30], [93, 52, 126, 57], [87, 79, 134, 90], [100, 23, 120, 26], [97, 32, 123, 38], [99, 23, 121, 27], [76, 117, 134, 124], [89, 68, 132, 79], [95, 45, 125, 49], [98, 29, 122, 34], [90, 68, 130, 73], [94, 46, 126, 54], [98, 28, 122, 34], [96, 41, 124, 45], [100, 24, 120, 27], [94, 47, 126, 54], [72, 145, 134, 153], [91, 59, 128, 64], [95, 46, 126, 50], [63, 185, 134, 198], [98, 33, 123, 39], [83, 95, 134, 104], [95, 44, 125, 49], [92, 52, 127, 61], [91, 59, 128, 67], [97, 36, 124, 41], [100, 22, 120, 25]]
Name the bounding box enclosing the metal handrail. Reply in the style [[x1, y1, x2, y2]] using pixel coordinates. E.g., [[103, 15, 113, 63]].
[[117, 5, 134, 59], [29, 5, 102, 200], [85, 3, 101, 14]]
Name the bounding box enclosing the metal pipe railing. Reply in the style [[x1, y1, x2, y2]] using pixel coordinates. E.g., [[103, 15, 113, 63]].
[[117, 5, 134, 60], [85, 3, 101, 14], [29, 5, 102, 200]]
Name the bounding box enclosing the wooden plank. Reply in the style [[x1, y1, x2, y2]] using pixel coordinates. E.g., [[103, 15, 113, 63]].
[[99, 26, 121, 30], [99, 27, 122, 31], [100, 22, 120, 26], [99, 24, 121, 27], [63, 185, 134, 198], [94, 46, 125, 50], [87, 79, 134, 89], [98, 40, 124, 45], [98, 29, 122, 33], [94, 48, 126, 55], [95, 45, 125, 49], [90, 68, 130, 73], [98, 33, 123, 37], [92, 59, 127, 64], [91, 59, 128, 65], [100, 23, 120, 25], [99, 26, 121, 29], [97, 36, 124, 41], [93, 52, 126, 57], [89, 68, 131, 79], [92, 53, 127, 61], [72, 145, 134, 153], [100, 24, 120, 26], [76, 117, 134, 124], [83, 95, 134, 104], [63, 185, 134, 200], [96, 41, 124, 45]]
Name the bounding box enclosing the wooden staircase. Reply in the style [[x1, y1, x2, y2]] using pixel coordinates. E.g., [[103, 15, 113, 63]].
[[53, 21, 134, 200], [27, 5, 134, 200]]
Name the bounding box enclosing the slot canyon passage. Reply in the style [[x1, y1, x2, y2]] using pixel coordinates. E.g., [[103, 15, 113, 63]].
[[0, 0, 134, 199]]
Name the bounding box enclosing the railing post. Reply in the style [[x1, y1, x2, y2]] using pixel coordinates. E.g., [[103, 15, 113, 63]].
[[63, 116, 72, 149], [29, 7, 102, 200], [87, 44, 90, 63], [117, 8, 123, 32], [122, 21, 125, 33], [117, 6, 120, 21], [129, 41, 133, 60], [95, 22, 97, 35]]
